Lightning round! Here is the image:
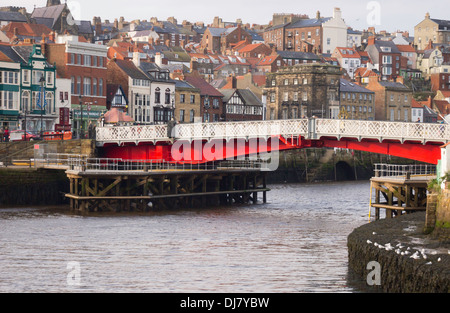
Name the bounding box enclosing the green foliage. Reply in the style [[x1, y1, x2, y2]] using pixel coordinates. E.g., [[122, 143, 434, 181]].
[[428, 178, 441, 193]]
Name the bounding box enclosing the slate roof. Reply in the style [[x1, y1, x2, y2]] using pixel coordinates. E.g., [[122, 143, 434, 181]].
[[0, 44, 21, 63], [31, 4, 66, 28], [277, 50, 321, 60], [0, 11, 28, 23], [264, 22, 290, 31], [207, 27, 227, 37], [340, 79, 374, 93], [373, 40, 401, 54], [220, 89, 262, 106], [431, 18, 450, 30], [114, 59, 149, 80], [378, 81, 410, 90], [78, 20, 93, 34], [286, 17, 331, 29]]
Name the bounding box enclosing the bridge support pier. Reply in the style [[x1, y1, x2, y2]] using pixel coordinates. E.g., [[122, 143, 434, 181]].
[[66, 169, 269, 213]]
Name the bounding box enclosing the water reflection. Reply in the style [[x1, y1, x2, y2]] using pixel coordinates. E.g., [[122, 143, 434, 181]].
[[0, 181, 371, 293]]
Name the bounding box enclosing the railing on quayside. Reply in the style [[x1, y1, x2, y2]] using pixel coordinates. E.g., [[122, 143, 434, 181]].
[[373, 163, 437, 179], [66, 157, 271, 172], [37, 153, 89, 169]]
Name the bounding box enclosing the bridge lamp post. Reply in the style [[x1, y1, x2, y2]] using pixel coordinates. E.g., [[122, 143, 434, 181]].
[[39, 76, 45, 138], [171, 91, 175, 121], [79, 95, 84, 139]]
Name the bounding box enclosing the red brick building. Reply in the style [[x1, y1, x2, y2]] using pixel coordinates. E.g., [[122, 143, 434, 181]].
[[431, 72, 450, 92], [43, 35, 108, 136], [185, 76, 224, 122]]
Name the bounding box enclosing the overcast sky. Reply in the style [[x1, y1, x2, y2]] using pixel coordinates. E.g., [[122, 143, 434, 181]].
[[4, 0, 449, 34]]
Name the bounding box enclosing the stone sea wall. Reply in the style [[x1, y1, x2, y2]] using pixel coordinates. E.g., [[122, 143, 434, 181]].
[[348, 212, 450, 293], [0, 168, 69, 207]]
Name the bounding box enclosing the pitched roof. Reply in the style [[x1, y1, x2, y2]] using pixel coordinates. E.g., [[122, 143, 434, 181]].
[[411, 98, 423, 108], [252, 75, 266, 87], [378, 81, 409, 90], [0, 11, 27, 23], [31, 4, 66, 28], [434, 100, 450, 115], [372, 40, 401, 54], [286, 17, 331, 29], [431, 18, 450, 30], [354, 67, 378, 78], [219, 89, 262, 106], [277, 50, 320, 60], [1, 22, 52, 39], [340, 79, 374, 93], [113, 59, 149, 80], [0, 43, 22, 63], [257, 55, 279, 66], [438, 90, 450, 98], [335, 47, 360, 58], [78, 20, 93, 34], [106, 84, 128, 103], [184, 76, 223, 97], [207, 27, 227, 37], [396, 44, 416, 53]]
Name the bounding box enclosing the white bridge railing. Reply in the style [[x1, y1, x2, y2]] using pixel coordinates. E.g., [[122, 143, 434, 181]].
[[96, 119, 450, 145]]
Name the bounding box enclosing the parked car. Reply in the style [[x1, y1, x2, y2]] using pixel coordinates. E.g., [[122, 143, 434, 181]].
[[10, 130, 41, 142]]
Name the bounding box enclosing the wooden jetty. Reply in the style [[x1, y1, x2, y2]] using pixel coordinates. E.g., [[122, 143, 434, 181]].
[[370, 174, 431, 220], [65, 165, 269, 213]]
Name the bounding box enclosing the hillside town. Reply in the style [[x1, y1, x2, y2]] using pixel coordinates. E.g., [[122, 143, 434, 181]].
[[1, 0, 450, 139]]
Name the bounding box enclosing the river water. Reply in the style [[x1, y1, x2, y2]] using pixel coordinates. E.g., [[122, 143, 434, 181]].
[[0, 181, 372, 293]]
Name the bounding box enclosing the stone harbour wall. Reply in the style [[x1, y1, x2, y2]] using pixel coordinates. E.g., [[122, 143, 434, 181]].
[[0, 168, 69, 207], [348, 212, 450, 293]]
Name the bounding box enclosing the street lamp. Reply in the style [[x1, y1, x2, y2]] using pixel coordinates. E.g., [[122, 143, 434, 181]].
[[171, 91, 175, 121], [39, 75, 45, 138], [79, 95, 83, 139]]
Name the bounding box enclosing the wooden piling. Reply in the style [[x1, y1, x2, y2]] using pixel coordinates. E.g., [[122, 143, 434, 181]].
[[370, 175, 430, 221], [65, 168, 270, 213]]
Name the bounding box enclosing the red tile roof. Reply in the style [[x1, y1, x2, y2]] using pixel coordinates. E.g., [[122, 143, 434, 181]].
[[354, 67, 378, 78], [237, 43, 264, 53], [257, 55, 279, 66], [411, 99, 423, 108], [396, 44, 416, 53], [439, 90, 450, 98], [335, 47, 360, 58], [185, 76, 224, 97], [1, 22, 52, 39], [252, 75, 266, 87], [434, 100, 450, 115]]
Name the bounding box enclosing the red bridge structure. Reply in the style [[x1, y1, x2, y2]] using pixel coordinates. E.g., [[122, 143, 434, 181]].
[[96, 118, 450, 165]]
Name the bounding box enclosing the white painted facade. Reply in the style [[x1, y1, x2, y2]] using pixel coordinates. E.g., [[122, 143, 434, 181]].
[[322, 8, 348, 55]]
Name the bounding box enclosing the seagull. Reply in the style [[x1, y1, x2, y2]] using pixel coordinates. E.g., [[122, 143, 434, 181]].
[[395, 249, 401, 254], [385, 243, 394, 251], [410, 252, 420, 259], [426, 262, 432, 265], [373, 232, 377, 235], [367, 240, 372, 244], [438, 258, 442, 262]]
